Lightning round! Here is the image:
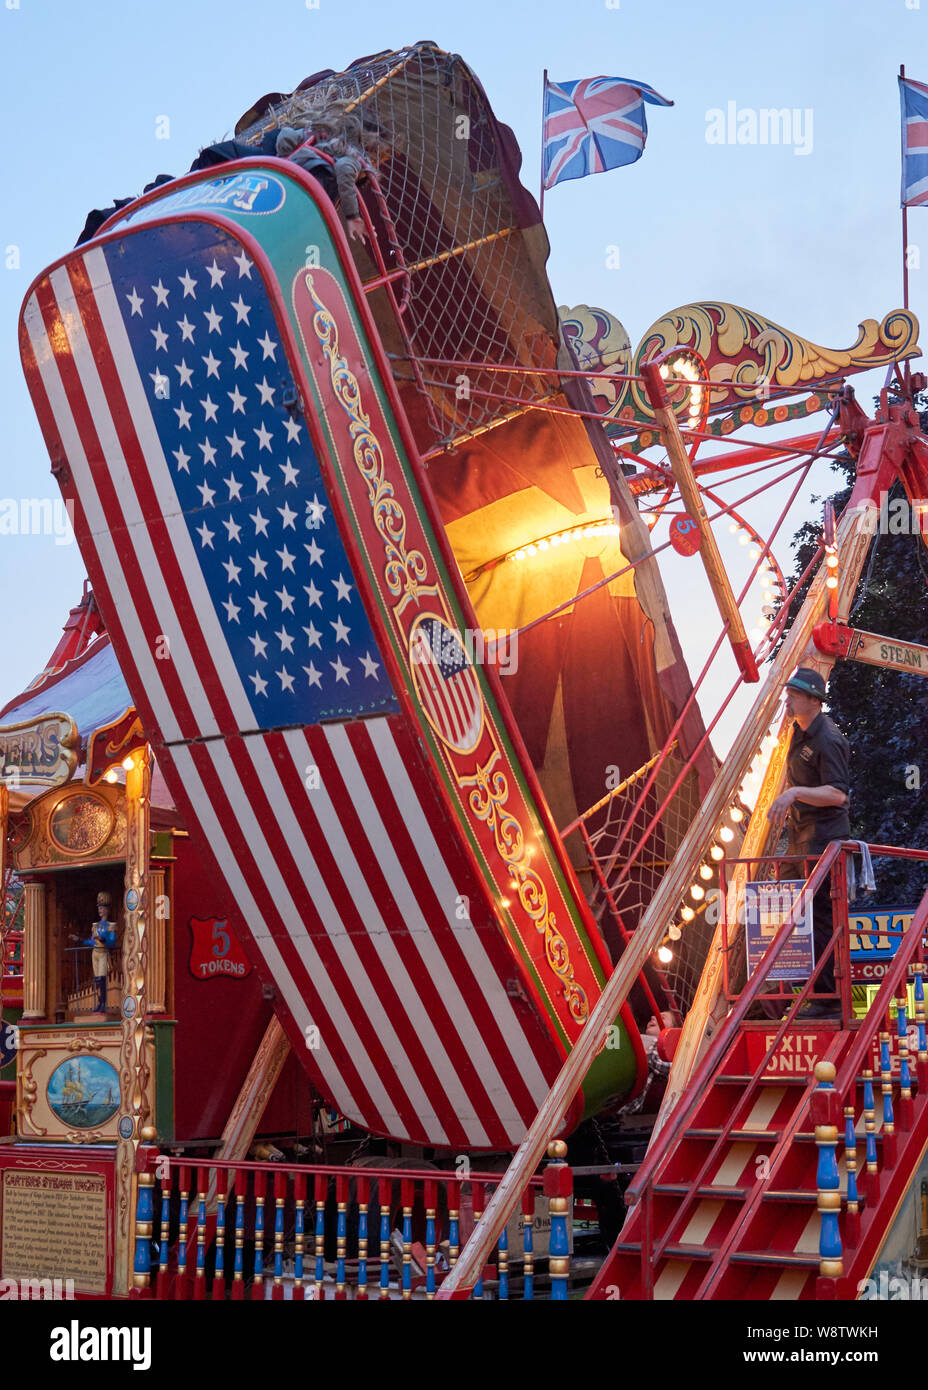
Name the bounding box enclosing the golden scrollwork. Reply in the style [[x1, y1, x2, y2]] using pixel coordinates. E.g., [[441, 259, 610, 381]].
[[305, 272, 430, 609], [66, 1036, 103, 1054], [18, 1047, 48, 1137], [558, 300, 920, 427], [629, 303, 920, 417], [65, 1128, 108, 1145], [464, 756, 588, 1023]]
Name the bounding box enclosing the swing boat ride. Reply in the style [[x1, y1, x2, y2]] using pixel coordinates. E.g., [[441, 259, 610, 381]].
[[2, 39, 928, 1302]]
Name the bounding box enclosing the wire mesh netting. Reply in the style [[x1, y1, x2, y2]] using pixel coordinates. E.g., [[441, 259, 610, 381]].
[[236, 41, 562, 448], [568, 746, 711, 1020]]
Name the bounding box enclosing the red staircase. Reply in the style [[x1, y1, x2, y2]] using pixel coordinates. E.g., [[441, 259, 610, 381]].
[[588, 844, 928, 1300]]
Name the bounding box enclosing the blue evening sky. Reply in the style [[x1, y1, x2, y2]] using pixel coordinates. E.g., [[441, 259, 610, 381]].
[[0, 0, 923, 754]]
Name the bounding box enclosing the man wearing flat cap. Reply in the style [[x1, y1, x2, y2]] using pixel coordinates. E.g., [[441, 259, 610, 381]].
[[767, 667, 851, 1017]]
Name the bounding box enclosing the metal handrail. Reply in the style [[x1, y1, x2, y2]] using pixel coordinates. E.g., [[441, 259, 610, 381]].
[[625, 841, 844, 1209]]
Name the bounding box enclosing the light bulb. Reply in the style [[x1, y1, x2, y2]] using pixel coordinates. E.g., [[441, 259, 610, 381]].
[[719, 826, 735, 843], [826, 576, 838, 589], [668, 925, 682, 941], [657, 945, 673, 964], [699, 864, 713, 881], [730, 807, 744, 823], [122, 755, 136, 771], [514, 549, 526, 561], [738, 532, 750, 546], [690, 884, 705, 901], [105, 769, 119, 784], [710, 845, 725, 861], [728, 523, 738, 534], [681, 905, 695, 922]]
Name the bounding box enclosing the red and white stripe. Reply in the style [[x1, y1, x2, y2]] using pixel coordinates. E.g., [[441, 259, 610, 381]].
[[21, 243, 557, 1148]]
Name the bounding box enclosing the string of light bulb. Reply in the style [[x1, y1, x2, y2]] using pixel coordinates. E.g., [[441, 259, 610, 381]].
[[463, 516, 621, 580], [657, 800, 746, 964]]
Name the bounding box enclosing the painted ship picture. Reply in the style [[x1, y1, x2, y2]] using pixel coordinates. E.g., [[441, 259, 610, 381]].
[[47, 1056, 120, 1129]]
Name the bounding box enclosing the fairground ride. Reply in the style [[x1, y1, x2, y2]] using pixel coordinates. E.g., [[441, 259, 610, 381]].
[[3, 40, 928, 1301]]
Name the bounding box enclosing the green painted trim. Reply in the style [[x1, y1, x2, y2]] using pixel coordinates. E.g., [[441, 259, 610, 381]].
[[580, 1015, 638, 1116], [0, 1005, 21, 1083], [149, 1020, 175, 1143]]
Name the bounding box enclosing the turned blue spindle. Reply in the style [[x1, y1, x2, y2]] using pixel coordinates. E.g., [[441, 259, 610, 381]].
[[546, 1140, 572, 1301], [379, 1208, 391, 1299], [448, 1182, 461, 1269], [233, 1190, 245, 1290], [880, 1032, 895, 1135], [158, 1180, 170, 1289], [522, 1188, 535, 1302], [176, 1179, 190, 1292], [253, 1176, 266, 1296], [844, 1107, 859, 1216], [814, 1062, 843, 1280], [862, 1070, 878, 1176], [293, 1183, 305, 1295], [401, 1182, 413, 1300], [314, 1194, 326, 1295], [274, 1182, 285, 1290], [133, 1172, 154, 1290], [335, 1174, 348, 1298], [424, 1179, 437, 1300], [498, 1222, 509, 1301], [194, 1173, 207, 1295], [897, 998, 912, 1088], [357, 1178, 370, 1299], [914, 965, 927, 1064]]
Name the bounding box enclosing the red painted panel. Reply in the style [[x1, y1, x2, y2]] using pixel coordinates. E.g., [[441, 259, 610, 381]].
[[170, 836, 309, 1142]]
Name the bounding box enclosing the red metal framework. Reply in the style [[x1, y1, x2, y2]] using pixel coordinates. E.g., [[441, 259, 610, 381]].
[[588, 842, 928, 1299]]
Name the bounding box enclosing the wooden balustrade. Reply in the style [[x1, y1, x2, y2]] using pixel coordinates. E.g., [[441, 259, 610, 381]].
[[132, 1154, 569, 1301]]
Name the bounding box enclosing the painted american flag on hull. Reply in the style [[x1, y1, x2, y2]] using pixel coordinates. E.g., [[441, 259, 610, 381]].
[[20, 165, 642, 1145], [19, 210, 587, 1148]]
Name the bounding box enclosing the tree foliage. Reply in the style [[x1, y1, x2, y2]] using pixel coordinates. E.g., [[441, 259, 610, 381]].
[[779, 408, 928, 904]]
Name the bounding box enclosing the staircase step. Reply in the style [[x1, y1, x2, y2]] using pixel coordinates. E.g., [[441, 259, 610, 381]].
[[655, 1183, 749, 1201], [661, 1243, 717, 1261], [684, 1127, 781, 1142], [609, 1239, 716, 1261], [728, 1250, 819, 1268], [716, 1073, 812, 1087]]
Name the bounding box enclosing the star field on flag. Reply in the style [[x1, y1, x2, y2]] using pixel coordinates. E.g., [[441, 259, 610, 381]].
[[105, 222, 397, 730]]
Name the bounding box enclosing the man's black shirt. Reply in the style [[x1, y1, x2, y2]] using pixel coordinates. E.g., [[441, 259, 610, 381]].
[[786, 710, 851, 850]]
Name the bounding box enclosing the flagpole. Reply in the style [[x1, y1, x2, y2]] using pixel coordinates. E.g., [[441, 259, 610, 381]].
[[539, 68, 548, 225], [901, 64, 910, 314]]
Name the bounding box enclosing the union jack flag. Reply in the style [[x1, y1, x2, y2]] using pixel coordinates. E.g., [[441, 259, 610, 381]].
[[542, 75, 672, 191], [900, 74, 928, 208]]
